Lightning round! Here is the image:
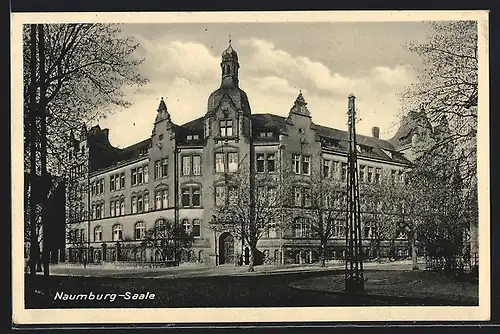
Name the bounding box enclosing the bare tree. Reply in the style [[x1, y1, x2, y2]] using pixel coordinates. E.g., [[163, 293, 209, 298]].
[[402, 20, 478, 191], [23, 23, 147, 282], [210, 165, 287, 272], [23, 23, 148, 175], [141, 220, 195, 265], [294, 176, 346, 267]]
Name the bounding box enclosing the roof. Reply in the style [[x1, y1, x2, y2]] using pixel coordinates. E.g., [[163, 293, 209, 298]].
[[89, 112, 411, 174]]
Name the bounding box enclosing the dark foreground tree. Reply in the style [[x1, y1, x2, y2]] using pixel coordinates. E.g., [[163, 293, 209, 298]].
[[24, 23, 147, 282]]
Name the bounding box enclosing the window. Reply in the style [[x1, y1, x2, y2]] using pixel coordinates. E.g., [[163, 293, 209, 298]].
[[110, 175, 115, 191], [256, 154, 265, 173], [267, 153, 275, 172], [266, 221, 277, 238], [120, 173, 125, 189], [154, 219, 165, 238], [120, 198, 125, 216], [292, 154, 301, 174], [219, 119, 233, 137], [131, 169, 137, 186], [367, 167, 373, 183], [259, 131, 274, 138], [294, 187, 302, 207], [192, 156, 201, 176], [144, 166, 149, 183], [331, 219, 345, 238], [155, 158, 168, 179], [215, 152, 238, 173], [154, 189, 168, 210], [228, 186, 238, 205], [182, 156, 191, 176], [359, 165, 366, 182], [215, 186, 226, 206], [112, 224, 123, 241], [293, 186, 310, 207], [131, 196, 137, 213], [134, 222, 146, 240], [341, 163, 347, 181], [268, 187, 277, 205], [302, 156, 311, 175], [110, 201, 115, 217], [182, 189, 190, 207], [183, 219, 191, 234], [215, 153, 225, 173], [192, 219, 201, 237], [181, 186, 201, 207], [144, 192, 149, 211], [375, 168, 381, 184], [193, 188, 201, 206], [137, 167, 143, 184], [182, 155, 202, 176], [187, 135, 193, 141], [363, 222, 373, 239], [323, 159, 331, 178], [155, 191, 162, 210], [155, 160, 161, 179], [113, 200, 119, 217], [292, 154, 311, 175], [137, 195, 143, 212], [162, 189, 168, 208], [294, 218, 311, 238], [94, 226, 102, 242], [304, 188, 312, 207], [228, 152, 238, 172]]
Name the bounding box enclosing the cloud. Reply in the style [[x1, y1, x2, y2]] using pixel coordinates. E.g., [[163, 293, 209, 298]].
[[98, 37, 415, 147]]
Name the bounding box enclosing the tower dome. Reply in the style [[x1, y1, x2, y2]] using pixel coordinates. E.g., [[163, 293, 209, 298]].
[[222, 42, 238, 61]]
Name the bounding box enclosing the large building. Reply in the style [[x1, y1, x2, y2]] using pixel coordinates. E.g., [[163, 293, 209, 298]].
[[64, 42, 434, 266]]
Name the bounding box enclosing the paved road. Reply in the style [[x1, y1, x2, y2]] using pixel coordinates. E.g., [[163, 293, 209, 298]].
[[25, 270, 464, 309]]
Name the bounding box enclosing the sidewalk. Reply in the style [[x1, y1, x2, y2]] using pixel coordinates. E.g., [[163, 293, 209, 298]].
[[44, 259, 420, 279]]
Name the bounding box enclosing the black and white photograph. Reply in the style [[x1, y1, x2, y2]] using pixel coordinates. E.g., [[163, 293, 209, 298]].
[[11, 10, 490, 325]]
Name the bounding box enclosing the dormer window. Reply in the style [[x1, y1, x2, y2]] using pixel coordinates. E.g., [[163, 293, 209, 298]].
[[219, 119, 233, 137], [187, 134, 200, 141], [259, 131, 274, 138], [187, 135, 193, 141]]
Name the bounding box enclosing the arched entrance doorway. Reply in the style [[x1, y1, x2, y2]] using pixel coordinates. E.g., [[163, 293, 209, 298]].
[[219, 232, 234, 265]]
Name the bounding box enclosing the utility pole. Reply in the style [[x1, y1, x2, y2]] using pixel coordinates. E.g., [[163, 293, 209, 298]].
[[344, 94, 364, 293]]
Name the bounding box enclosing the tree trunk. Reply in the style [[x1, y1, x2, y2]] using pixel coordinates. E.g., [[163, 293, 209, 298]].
[[411, 233, 419, 270], [320, 243, 326, 267], [248, 245, 256, 272]]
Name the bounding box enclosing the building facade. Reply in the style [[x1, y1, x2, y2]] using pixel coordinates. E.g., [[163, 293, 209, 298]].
[[64, 42, 433, 266]]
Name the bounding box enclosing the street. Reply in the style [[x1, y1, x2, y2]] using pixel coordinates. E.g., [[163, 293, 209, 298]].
[[25, 269, 471, 309]]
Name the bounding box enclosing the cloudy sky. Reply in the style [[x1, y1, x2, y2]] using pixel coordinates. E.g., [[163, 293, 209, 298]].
[[98, 21, 432, 148]]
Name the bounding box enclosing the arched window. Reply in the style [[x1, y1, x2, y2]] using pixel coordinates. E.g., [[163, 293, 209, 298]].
[[112, 224, 123, 241], [94, 226, 102, 242], [154, 219, 166, 239], [134, 221, 146, 240]]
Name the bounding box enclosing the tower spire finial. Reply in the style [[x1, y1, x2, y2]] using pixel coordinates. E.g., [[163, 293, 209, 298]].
[[229, 33, 231, 45]]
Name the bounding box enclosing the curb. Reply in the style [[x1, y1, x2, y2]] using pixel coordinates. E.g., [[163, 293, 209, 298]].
[[42, 267, 337, 279]]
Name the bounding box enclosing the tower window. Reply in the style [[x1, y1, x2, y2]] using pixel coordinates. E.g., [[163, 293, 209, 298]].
[[219, 119, 233, 137]]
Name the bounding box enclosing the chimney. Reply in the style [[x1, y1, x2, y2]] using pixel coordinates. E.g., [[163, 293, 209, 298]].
[[372, 126, 380, 139]]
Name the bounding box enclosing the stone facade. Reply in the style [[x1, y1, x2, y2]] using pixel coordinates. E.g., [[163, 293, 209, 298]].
[[64, 42, 433, 266]]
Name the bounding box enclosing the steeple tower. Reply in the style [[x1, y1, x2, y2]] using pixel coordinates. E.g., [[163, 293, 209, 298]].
[[289, 91, 311, 117], [155, 97, 171, 123], [220, 37, 240, 88]]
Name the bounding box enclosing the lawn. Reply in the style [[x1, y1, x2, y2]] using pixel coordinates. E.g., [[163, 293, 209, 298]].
[[289, 269, 479, 304]]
